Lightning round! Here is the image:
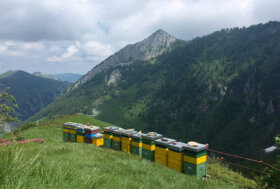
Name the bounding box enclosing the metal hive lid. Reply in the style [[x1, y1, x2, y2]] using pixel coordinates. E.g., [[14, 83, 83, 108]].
[[142, 132, 163, 140], [183, 141, 206, 152], [168, 142, 187, 152], [155, 137, 176, 146]]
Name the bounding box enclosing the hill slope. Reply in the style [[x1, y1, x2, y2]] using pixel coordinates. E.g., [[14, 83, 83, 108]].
[[0, 70, 70, 121], [0, 114, 256, 189], [30, 21, 280, 158]]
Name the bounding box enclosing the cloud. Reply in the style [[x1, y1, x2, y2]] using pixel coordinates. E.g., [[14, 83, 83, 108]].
[[0, 0, 280, 74], [47, 45, 79, 62], [83, 41, 115, 60]]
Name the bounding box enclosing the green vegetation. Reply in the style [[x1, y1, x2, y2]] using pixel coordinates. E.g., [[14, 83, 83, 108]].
[[30, 21, 280, 158], [0, 88, 18, 124], [259, 135, 280, 188], [0, 114, 257, 188]]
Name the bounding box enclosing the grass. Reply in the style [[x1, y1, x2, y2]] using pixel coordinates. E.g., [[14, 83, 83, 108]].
[[0, 114, 257, 189]]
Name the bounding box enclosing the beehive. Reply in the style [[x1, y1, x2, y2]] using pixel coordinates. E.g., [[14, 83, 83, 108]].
[[121, 129, 137, 153], [92, 133, 104, 146], [112, 128, 123, 151], [168, 142, 186, 172], [103, 126, 118, 148], [68, 123, 79, 142], [63, 122, 71, 142], [131, 133, 143, 156], [76, 125, 86, 143], [84, 126, 100, 144], [142, 132, 163, 161], [154, 137, 176, 166], [183, 142, 207, 177]]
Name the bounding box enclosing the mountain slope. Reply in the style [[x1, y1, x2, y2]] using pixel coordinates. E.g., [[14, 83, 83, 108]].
[[0, 70, 70, 121], [0, 114, 256, 189], [30, 21, 280, 158]]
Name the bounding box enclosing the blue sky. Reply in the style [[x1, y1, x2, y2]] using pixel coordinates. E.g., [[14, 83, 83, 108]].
[[0, 0, 279, 74]]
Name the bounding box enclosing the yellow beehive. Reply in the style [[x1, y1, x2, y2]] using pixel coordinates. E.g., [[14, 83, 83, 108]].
[[92, 134, 104, 146], [167, 142, 186, 172]]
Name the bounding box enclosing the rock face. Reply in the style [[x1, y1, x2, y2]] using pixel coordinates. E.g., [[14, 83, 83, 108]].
[[74, 29, 177, 88], [107, 70, 121, 86]]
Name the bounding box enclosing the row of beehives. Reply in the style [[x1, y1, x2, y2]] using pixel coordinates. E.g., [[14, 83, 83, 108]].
[[63, 123, 207, 177]]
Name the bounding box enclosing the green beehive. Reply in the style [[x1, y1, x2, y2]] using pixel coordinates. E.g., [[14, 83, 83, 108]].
[[183, 142, 207, 177], [63, 122, 71, 141], [69, 123, 78, 142], [111, 128, 123, 151], [103, 126, 118, 148], [131, 133, 143, 156], [142, 132, 163, 161]]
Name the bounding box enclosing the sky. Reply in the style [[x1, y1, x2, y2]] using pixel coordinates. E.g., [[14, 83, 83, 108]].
[[0, 0, 279, 75]]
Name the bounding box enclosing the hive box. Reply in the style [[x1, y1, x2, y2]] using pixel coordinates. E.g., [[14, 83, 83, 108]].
[[92, 133, 104, 146], [131, 133, 143, 156], [168, 142, 186, 172], [63, 122, 71, 141], [112, 128, 123, 151], [154, 138, 176, 166], [68, 123, 80, 142], [103, 126, 118, 148], [76, 125, 86, 143], [84, 126, 100, 144], [142, 132, 163, 161], [183, 142, 207, 177], [121, 129, 137, 153]]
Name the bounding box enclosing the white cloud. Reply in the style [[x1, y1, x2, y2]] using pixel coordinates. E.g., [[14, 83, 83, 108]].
[[47, 45, 79, 62], [83, 41, 114, 59], [0, 0, 280, 74]]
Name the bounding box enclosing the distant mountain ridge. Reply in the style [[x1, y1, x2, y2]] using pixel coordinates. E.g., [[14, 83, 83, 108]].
[[52, 73, 82, 83], [30, 22, 280, 158], [33, 72, 60, 81]]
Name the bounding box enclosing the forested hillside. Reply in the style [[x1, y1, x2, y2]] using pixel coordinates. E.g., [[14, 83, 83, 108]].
[[30, 21, 280, 157], [0, 70, 70, 121]]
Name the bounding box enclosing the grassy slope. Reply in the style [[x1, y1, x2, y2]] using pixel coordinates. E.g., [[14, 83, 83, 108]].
[[0, 114, 257, 189]]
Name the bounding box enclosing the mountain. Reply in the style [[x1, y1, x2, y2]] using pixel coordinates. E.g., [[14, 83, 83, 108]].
[[0, 70, 70, 123], [73, 29, 177, 88], [33, 72, 60, 81], [30, 21, 280, 158], [52, 73, 83, 83]]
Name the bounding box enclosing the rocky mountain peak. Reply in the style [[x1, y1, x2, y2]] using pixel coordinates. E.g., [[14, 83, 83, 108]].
[[74, 30, 177, 88]]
